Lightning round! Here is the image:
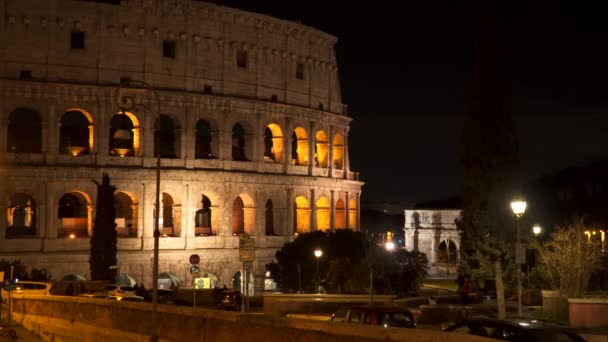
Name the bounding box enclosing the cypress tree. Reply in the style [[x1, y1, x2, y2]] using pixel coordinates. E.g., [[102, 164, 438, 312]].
[[90, 173, 118, 282], [458, 16, 520, 318]]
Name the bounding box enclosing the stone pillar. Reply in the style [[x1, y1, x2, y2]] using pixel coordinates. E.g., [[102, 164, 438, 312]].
[[286, 188, 294, 236], [219, 194, 232, 236], [309, 189, 316, 232], [356, 193, 361, 231], [253, 261, 266, 297], [243, 207, 256, 235], [210, 207, 220, 235], [283, 119, 292, 173], [308, 121, 314, 175], [328, 126, 334, 175], [183, 108, 193, 160], [345, 192, 350, 230], [143, 113, 154, 158], [253, 113, 262, 162], [344, 127, 350, 172], [329, 190, 335, 232]]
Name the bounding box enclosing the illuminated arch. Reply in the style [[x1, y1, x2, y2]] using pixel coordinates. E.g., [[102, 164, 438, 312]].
[[348, 197, 357, 229], [57, 191, 91, 238], [316, 196, 330, 232], [6, 193, 37, 238], [195, 195, 214, 236], [333, 133, 344, 169], [294, 196, 310, 234], [335, 198, 346, 229], [114, 191, 139, 237], [109, 111, 140, 157], [232, 194, 255, 235], [59, 109, 93, 156], [161, 192, 181, 237], [291, 127, 309, 166], [315, 130, 329, 167], [264, 123, 284, 163]]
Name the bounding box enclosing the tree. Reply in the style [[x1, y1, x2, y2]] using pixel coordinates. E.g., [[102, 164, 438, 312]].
[[458, 16, 520, 319], [530, 220, 604, 297], [90, 173, 118, 282], [267, 230, 429, 296]]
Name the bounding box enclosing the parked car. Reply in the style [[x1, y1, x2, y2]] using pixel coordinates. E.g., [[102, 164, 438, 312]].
[[105, 295, 146, 302], [100, 284, 135, 297], [1, 281, 52, 302], [330, 305, 416, 328], [443, 318, 584, 342], [79, 293, 108, 299]]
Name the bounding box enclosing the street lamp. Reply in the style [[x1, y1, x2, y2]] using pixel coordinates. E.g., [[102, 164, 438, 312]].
[[314, 248, 323, 293], [510, 198, 527, 318], [532, 225, 542, 237], [115, 79, 161, 342]]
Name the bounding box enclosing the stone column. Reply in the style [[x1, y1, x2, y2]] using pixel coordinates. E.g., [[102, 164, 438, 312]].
[[345, 192, 350, 230], [309, 189, 316, 232], [329, 190, 335, 232], [183, 107, 193, 160], [344, 127, 351, 173], [286, 188, 294, 236], [143, 112, 154, 158], [253, 113, 262, 162], [283, 119, 292, 173], [308, 121, 314, 175], [328, 126, 334, 175], [253, 260, 266, 297], [356, 193, 361, 231]]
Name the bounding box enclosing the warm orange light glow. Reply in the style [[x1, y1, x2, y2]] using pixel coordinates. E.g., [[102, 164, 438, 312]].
[[69, 233, 76, 239]]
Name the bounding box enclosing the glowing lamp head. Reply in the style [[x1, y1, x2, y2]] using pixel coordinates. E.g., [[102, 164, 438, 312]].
[[532, 225, 542, 236], [385, 241, 395, 251], [69, 233, 76, 239], [314, 249, 323, 258], [510, 200, 527, 216]]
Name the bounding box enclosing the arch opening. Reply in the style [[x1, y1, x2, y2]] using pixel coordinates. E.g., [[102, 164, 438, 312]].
[[154, 114, 179, 158], [315, 130, 329, 167], [294, 196, 310, 234], [333, 133, 344, 169], [316, 197, 330, 232], [59, 110, 92, 156], [114, 192, 138, 237], [335, 198, 346, 229], [291, 127, 309, 166], [264, 124, 284, 163], [195, 195, 213, 236], [7, 108, 42, 153], [195, 119, 215, 159], [57, 192, 90, 238], [6, 193, 37, 238]]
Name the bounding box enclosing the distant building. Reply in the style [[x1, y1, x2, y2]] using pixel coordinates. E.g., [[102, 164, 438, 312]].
[[404, 209, 461, 276]]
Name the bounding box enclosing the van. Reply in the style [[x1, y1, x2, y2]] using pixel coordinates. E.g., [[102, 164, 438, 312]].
[[1, 281, 53, 302]]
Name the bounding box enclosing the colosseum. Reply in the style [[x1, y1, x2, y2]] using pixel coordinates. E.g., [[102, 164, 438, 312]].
[[0, 0, 362, 295]]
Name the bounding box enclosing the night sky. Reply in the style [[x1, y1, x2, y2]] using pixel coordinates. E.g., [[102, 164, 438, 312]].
[[210, 1, 608, 206]]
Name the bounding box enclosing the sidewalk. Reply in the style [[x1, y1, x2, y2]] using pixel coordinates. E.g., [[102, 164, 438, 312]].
[[0, 302, 44, 341]]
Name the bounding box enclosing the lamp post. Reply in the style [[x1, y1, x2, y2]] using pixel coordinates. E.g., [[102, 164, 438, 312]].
[[314, 248, 323, 293], [532, 225, 542, 237], [510, 199, 527, 318], [115, 79, 161, 342]]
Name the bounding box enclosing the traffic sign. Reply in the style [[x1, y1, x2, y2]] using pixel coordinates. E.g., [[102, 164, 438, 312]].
[[239, 235, 255, 261], [189, 254, 200, 265], [189, 265, 200, 275]]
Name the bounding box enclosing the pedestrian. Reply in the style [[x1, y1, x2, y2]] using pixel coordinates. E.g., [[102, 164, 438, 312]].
[[458, 276, 472, 304]]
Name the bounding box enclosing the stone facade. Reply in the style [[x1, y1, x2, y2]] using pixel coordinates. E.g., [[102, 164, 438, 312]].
[[404, 209, 461, 276], [0, 0, 363, 295]]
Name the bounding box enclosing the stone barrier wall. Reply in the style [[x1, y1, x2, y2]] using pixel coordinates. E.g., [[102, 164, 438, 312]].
[[11, 296, 493, 342]]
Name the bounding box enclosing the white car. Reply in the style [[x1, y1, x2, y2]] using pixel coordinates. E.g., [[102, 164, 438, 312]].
[[1, 281, 53, 302], [100, 284, 135, 297]]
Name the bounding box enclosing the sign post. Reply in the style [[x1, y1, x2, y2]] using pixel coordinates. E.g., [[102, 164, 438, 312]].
[[189, 254, 200, 308], [239, 234, 255, 313]]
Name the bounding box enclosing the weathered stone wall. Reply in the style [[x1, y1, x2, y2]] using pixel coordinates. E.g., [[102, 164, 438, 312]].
[[0, 0, 363, 295], [11, 296, 493, 342]]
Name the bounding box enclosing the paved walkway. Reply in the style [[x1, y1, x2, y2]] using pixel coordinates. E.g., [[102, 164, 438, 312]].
[[0, 303, 44, 342]]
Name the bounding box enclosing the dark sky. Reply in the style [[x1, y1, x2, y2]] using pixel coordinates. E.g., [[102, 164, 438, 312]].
[[211, 1, 608, 206]]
